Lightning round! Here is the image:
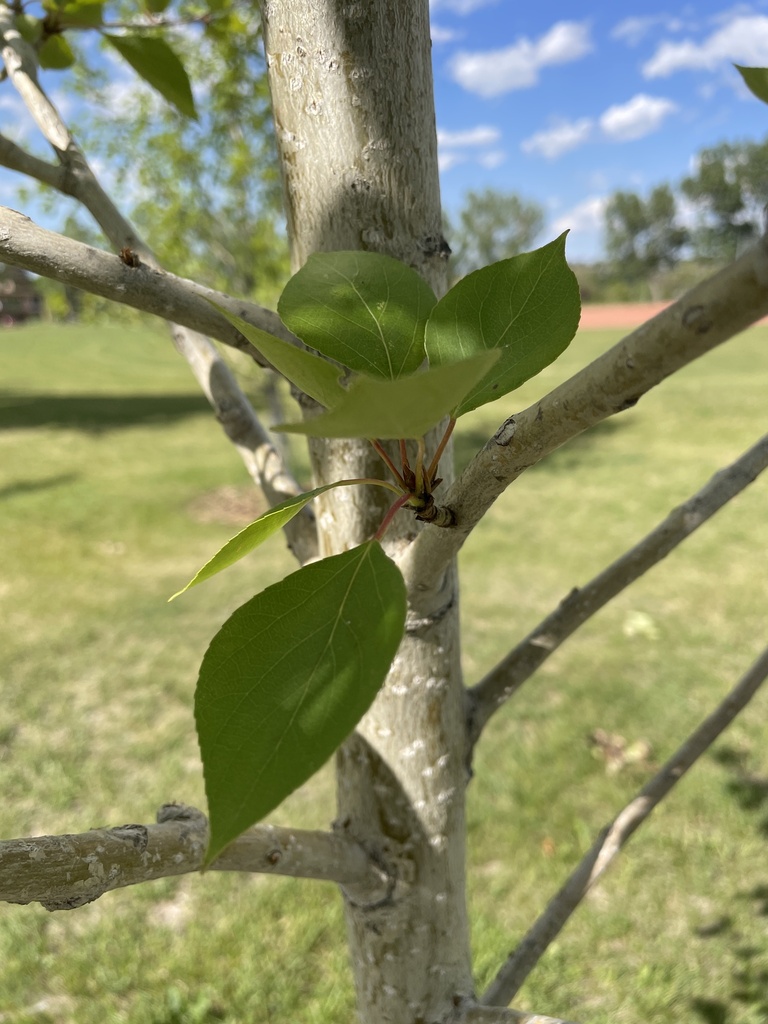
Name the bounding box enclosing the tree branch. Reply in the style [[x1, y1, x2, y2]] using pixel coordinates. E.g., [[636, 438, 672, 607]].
[[468, 433, 768, 745], [0, 803, 391, 912], [480, 644, 768, 1007], [399, 236, 768, 612], [0, 133, 66, 190], [0, 206, 288, 354], [0, 10, 318, 562]]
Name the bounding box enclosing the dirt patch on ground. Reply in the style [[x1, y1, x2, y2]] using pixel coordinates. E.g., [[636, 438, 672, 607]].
[[581, 301, 768, 330], [187, 485, 268, 526], [579, 303, 671, 329]]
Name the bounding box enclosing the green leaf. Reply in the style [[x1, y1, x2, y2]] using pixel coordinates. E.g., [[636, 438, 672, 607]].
[[171, 481, 359, 599], [735, 65, 768, 107], [276, 349, 499, 439], [196, 540, 406, 864], [58, 1, 104, 28], [211, 305, 346, 409], [38, 34, 76, 69], [14, 14, 42, 44], [144, 0, 171, 12], [102, 33, 197, 119], [278, 251, 437, 381], [425, 234, 581, 416]]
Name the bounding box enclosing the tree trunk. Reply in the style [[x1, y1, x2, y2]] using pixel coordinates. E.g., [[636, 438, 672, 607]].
[[260, 2, 473, 1020]]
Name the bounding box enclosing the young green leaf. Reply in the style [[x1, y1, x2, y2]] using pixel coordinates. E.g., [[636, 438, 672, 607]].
[[211, 305, 346, 409], [171, 480, 381, 599], [735, 65, 768, 107], [275, 349, 499, 439], [426, 234, 581, 416], [102, 34, 197, 119], [196, 540, 407, 864], [278, 251, 437, 380], [38, 34, 76, 69]]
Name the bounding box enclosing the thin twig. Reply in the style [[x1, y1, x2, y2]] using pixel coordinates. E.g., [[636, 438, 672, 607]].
[[0, 804, 390, 912], [480, 645, 768, 1007], [399, 235, 768, 614], [468, 433, 768, 745]]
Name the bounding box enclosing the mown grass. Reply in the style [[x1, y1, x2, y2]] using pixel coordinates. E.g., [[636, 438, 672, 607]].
[[1, 320, 767, 1024]]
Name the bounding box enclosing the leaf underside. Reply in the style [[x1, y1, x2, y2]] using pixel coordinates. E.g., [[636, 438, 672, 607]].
[[103, 33, 197, 119], [735, 65, 768, 107], [275, 349, 499, 439], [211, 304, 346, 409], [196, 541, 407, 864]]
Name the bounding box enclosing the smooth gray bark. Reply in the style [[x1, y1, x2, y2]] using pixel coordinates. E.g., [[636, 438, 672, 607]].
[[260, 2, 474, 1021]]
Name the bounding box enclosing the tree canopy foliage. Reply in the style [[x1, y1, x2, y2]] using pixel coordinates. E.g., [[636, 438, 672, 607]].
[[445, 187, 544, 280]]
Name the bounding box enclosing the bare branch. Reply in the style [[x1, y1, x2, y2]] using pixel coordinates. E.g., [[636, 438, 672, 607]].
[[0, 803, 391, 912], [468, 433, 768, 745], [400, 237, 768, 612], [0, 14, 318, 561], [0, 207, 283, 351], [480, 645, 768, 1007], [0, 133, 66, 190]]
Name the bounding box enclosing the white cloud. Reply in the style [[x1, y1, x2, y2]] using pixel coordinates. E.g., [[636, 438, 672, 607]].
[[599, 94, 678, 140], [448, 21, 592, 97], [437, 125, 501, 147], [612, 14, 686, 47], [643, 15, 768, 76], [521, 117, 593, 159], [431, 23, 461, 43], [438, 152, 466, 172], [477, 150, 506, 168], [551, 195, 608, 236]]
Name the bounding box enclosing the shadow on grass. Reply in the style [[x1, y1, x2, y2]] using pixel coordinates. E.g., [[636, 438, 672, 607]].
[[455, 418, 626, 475], [689, 745, 768, 1023], [0, 473, 79, 500], [0, 390, 211, 433]]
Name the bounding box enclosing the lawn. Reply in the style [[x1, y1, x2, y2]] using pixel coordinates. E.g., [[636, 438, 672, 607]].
[[0, 320, 766, 1024]]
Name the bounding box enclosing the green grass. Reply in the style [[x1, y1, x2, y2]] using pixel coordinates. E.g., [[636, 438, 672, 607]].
[[1, 320, 767, 1024]]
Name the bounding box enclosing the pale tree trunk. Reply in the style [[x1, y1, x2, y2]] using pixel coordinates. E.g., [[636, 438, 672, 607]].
[[260, 1, 473, 1020]]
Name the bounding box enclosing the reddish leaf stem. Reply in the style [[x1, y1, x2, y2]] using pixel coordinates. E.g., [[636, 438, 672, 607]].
[[426, 417, 456, 487], [374, 492, 412, 541], [369, 439, 407, 489]]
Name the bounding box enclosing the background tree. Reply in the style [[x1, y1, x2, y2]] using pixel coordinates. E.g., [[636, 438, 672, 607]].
[[604, 184, 688, 300], [2, 4, 768, 1024], [445, 187, 544, 279], [681, 139, 768, 264]]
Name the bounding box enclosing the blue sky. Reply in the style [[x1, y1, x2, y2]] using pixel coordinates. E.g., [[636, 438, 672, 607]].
[[2, 2, 768, 264], [431, 0, 768, 259]]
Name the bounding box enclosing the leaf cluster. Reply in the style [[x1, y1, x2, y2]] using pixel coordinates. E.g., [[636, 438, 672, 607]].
[[175, 242, 580, 863]]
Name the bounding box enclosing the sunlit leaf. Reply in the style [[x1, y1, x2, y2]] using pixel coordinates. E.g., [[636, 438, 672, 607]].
[[103, 33, 197, 119], [275, 350, 499, 439], [735, 65, 768, 107], [171, 481, 369, 599], [278, 251, 437, 380], [196, 541, 406, 864], [212, 305, 346, 409], [425, 234, 581, 416]]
